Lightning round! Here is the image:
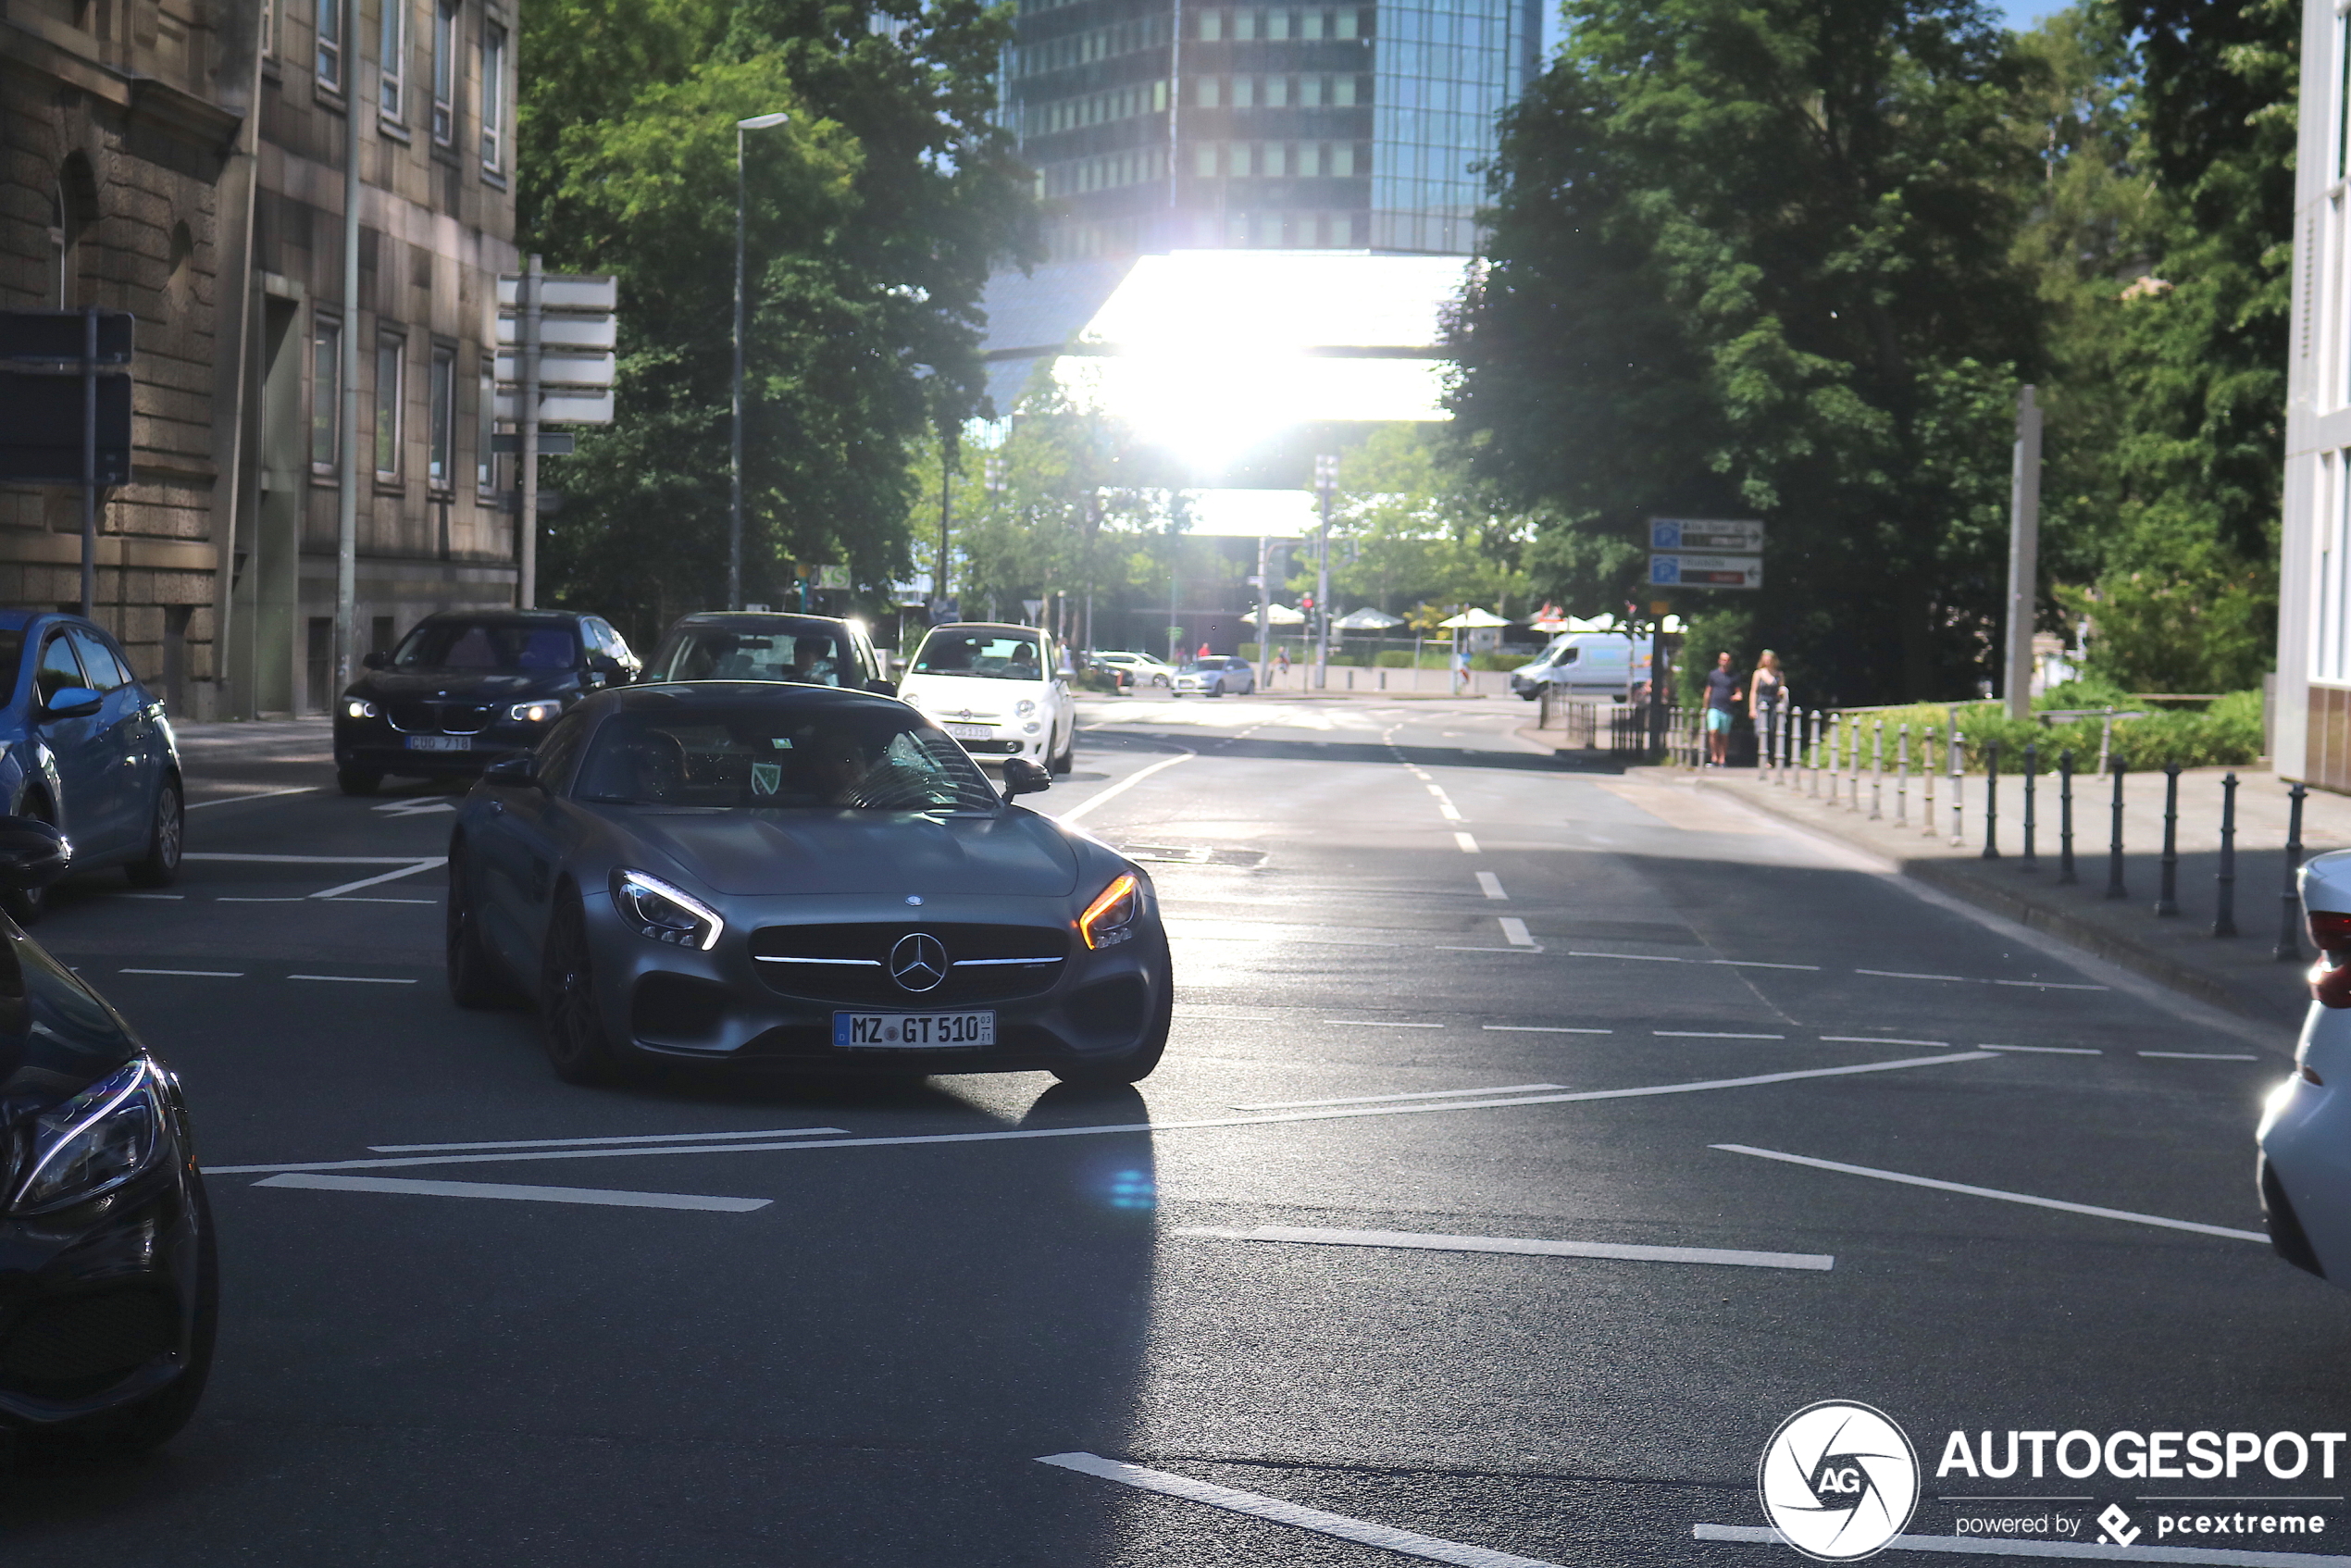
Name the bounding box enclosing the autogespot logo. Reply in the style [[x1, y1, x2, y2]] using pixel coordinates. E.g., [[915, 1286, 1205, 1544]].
[[1760, 1401, 1922, 1562]]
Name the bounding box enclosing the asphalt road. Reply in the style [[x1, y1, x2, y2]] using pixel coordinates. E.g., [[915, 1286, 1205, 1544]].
[[3, 694, 2339, 1566]]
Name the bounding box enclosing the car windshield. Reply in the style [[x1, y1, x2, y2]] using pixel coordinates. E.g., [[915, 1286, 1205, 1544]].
[[396, 619, 578, 672], [575, 703, 1001, 814], [650, 625, 852, 686], [910, 630, 1045, 681]]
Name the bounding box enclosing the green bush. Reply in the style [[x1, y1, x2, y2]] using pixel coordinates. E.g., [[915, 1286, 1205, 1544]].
[[1794, 689, 2264, 774], [1375, 650, 1415, 667]]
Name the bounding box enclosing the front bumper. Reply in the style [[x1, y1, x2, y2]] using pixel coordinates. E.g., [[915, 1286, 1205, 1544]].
[[336, 716, 549, 776], [2257, 1001, 2351, 1283], [585, 890, 1169, 1076]]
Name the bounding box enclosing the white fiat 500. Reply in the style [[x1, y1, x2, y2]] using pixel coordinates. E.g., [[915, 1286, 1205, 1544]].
[[896, 623, 1076, 775], [2258, 848, 2351, 1281]]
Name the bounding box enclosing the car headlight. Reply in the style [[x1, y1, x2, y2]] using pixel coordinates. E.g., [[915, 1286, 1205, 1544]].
[[508, 701, 559, 724], [1079, 871, 1141, 950], [11, 1057, 169, 1215], [610, 868, 724, 951], [344, 699, 378, 720], [1015, 699, 1038, 717]]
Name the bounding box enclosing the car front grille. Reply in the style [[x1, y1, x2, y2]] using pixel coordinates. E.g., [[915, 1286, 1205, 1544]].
[[387, 700, 497, 735], [0, 1286, 177, 1394], [749, 921, 1068, 1005]]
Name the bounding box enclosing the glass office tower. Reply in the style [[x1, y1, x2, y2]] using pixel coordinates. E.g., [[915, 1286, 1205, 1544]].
[[1004, 0, 1541, 260]]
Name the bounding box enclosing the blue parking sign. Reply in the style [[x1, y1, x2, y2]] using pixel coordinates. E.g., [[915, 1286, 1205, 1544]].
[[1649, 554, 1683, 586], [1650, 519, 1683, 552]]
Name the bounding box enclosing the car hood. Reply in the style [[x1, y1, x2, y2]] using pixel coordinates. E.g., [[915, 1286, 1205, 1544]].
[[350, 668, 581, 702], [620, 807, 1081, 899]]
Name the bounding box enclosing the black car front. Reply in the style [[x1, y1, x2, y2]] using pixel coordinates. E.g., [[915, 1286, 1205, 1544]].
[[336, 613, 620, 791]]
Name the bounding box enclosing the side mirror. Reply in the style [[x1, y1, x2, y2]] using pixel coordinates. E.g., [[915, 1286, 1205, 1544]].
[[362, 650, 392, 670], [865, 678, 898, 697], [588, 653, 625, 680], [482, 754, 541, 790], [1001, 757, 1051, 799], [0, 817, 70, 891], [40, 686, 102, 720]]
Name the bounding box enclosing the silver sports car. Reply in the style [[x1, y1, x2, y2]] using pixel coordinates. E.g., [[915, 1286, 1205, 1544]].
[[445, 682, 1171, 1086]]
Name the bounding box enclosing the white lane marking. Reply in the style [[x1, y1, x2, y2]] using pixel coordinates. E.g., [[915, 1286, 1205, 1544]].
[[1325, 1019, 1447, 1028], [1183, 1225, 1833, 1272], [120, 967, 243, 977], [1993, 979, 2109, 991], [1820, 1036, 1950, 1049], [369, 1126, 851, 1153], [1055, 749, 1197, 824], [217, 896, 305, 902], [1981, 1044, 2103, 1055], [1856, 966, 2110, 992], [187, 786, 317, 810], [330, 896, 439, 904], [371, 799, 456, 817], [1037, 1452, 1566, 1568], [287, 974, 418, 985], [1656, 1031, 1785, 1040], [311, 858, 444, 899], [2140, 1052, 2260, 1061], [185, 852, 436, 863], [116, 893, 185, 901], [1571, 950, 1683, 963], [1432, 944, 1545, 954], [1232, 1084, 1565, 1111], [1454, 831, 1480, 852], [1476, 871, 1506, 900], [1693, 1522, 2351, 1564], [254, 1174, 770, 1212], [206, 1053, 1994, 1176], [1499, 917, 1535, 947], [1851, 967, 1966, 980], [1484, 1025, 1612, 1034], [1712, 1144, 2267, 1243], [1711, 959, 1822, 971]]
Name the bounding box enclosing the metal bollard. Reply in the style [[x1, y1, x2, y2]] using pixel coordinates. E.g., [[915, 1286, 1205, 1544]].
[[1871, 721, 1885, 820], [1949, 728, 1965, 848], [1922, 727, 1936, 835], [1808, 710, 1821, 797], [2057, 750, 2076, 885], [1847, 715, 1861, 813], [1982, 739, 2000, 859], [2020, 742, 2037, 869], [2214, 771, 2239, 938], [2154, 763, 2181, 916], [2105, 761, 2127, 900], [2278, 782, 2309, 960], [1896, 724, 1909, 827], [1828, 714, 1841, 805]]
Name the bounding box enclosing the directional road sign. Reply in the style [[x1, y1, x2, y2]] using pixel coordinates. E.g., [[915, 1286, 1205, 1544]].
[[495, 389, 613, 425], [1650, 553, 1762, 590], [1650, 516, 1764, 554], [495, 349, 616, 388], [0, 369, 131, 483], [497, 274, 617, 313], [0, 308, 134, 365]]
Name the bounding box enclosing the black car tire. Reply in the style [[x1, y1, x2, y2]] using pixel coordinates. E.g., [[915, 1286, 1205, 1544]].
[[1207, 680, 1225, 698], [446, 851, 519, 1009], [337, 768, 382, 797], [1051, 725, 1076, 776], [1051, 957, 1173, 1088], [23, 1173, 218, 1462], [539, 896, 635, 1086], [3, 794, 57, 927], [125, 775, 184, 888]]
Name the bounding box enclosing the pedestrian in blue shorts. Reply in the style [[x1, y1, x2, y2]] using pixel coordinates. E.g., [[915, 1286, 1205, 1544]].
[[1705, 650, 1739, 767]]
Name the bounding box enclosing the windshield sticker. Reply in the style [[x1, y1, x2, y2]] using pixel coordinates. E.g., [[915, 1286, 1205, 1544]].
[[751, 761, 782, 796], [771, 737, 792, 748]]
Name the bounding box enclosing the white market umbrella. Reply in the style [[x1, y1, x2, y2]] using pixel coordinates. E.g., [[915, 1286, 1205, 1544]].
[[1333, 606, 1404, 630], [1254, 603, 1307, 626], [1437, 608, 1511, 629]]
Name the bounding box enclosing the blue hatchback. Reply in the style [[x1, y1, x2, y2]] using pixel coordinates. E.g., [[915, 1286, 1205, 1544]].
[[0, 612, 183, 911]]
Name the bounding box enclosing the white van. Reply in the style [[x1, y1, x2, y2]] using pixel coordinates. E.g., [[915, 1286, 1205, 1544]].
[[1510, 634, 1653, 701]]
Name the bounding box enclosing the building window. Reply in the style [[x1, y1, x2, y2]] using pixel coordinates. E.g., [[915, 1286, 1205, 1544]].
[[428, 345, 454, 488], [261, 0, 275, 56], [374, 333, 404, 479], [312, 317, 342, 472], [480, 20, 507, 173], [477, 360, 498, 492], [380, 0, 408, 123], [431, 0, 457, 143], [1200, 9, 1222, 40], [317, 0, 343, 91]]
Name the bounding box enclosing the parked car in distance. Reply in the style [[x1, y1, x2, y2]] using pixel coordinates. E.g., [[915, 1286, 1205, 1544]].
[[2261, 848, 2351, 1285], [1173, 657, 1255, 698], [445, 683, 1171, 1087], [642, 612, 891, 694], [896, 623, 1076, 775], [0, 610, 184, 911], [1093, 651, 1174, 689], [1510, 633, 1654, 701], [333, 609, 639, 796], [0, 816, 217, 1458]]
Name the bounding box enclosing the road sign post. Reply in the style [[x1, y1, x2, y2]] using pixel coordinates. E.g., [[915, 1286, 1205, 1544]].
[[1648, 517, 1763, 593], [0, 308, 136, 616], [496, 269, 616, 609]]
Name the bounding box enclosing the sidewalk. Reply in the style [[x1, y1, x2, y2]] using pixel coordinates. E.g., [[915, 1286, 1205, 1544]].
[[1668, 762, 2346, 1033]]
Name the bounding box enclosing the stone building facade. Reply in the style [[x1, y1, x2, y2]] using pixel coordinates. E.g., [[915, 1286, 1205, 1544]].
[[0, 0, 520, 720]]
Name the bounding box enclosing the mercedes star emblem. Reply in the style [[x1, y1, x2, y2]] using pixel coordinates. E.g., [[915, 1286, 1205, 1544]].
[[889, 932, 948, 993]]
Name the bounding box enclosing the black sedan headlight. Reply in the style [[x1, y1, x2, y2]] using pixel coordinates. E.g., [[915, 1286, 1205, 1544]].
[[10, 1057, 171, 1215], [508, 701, 560, 724], [1079, 872, 1142, 950], [611, 868, 725, 951], [343, 699, 379, 720]]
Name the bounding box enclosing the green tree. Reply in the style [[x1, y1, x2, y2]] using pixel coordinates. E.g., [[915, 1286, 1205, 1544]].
[[517, 0, 1036, 646], [1309, 426, 1533, 616], [1448, 0, 2043, 705]]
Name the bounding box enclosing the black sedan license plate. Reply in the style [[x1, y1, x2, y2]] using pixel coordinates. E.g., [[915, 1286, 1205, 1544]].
[[833, 1010, 995, 1050], [404, 735, 471, 752]]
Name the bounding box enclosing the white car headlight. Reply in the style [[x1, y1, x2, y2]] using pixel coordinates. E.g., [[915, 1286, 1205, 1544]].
[[610, 868, 724, 951], [11, 1057, 170, 1214], [1015, 699, 1038, 717], [344, 699, 378, 719]]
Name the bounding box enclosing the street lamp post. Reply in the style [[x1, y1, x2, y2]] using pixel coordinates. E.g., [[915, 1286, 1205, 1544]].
[[732, 111, 789, 613], [1313, 454, 1337, 689]]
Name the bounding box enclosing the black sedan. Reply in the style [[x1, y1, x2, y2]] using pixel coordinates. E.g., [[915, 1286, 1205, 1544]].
[[333, 609, 640, 795], [0, 820, 215, 1457], [445, 683, 1173, 1087]]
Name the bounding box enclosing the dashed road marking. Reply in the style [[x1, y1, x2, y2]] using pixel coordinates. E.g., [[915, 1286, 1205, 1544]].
[[255, 1174, 771, 1212], [368, 1126, 851, 1153], [1182, 1225, 1833, 1271], [1232, 1084, 1565, 1111], [1499, 916, 1535, 947], [1454, 831, 1480, 852], [1483, 1025, 1613, 1034], [2139, 1051, 2260, 1061], [288, 974, 418, 985], [120, 967, 242, 977], [1476, 871, 1506, 900], [1657, 1030, 1785, 1040]]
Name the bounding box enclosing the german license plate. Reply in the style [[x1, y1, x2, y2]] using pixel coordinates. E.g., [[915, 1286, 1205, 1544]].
[[833, 1010, 995, 1049], [405, 735, 471, 752], [945, 724, 991, 740]]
